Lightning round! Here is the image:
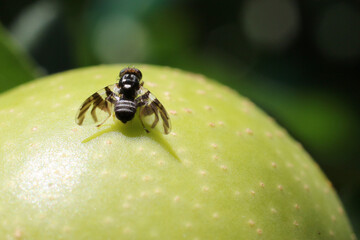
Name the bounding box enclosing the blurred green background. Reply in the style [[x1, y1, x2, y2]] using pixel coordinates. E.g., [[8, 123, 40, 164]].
[[0, 0, 359, 235]]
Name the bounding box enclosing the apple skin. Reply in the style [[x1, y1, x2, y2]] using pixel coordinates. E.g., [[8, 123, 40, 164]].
[[0, 65, 356, 240]]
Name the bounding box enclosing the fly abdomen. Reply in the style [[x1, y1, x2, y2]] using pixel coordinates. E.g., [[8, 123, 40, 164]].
[[114, 100, 137, 123]]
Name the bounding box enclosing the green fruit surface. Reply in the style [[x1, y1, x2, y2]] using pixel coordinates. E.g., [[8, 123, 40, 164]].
[[0, 65, 356, 240]]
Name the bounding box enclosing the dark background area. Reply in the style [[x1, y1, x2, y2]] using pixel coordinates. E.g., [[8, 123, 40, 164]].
[[0, 0, 359, 234]]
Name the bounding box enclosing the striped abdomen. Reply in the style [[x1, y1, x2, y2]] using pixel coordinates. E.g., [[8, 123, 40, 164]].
[[114, 100, 137, 123]]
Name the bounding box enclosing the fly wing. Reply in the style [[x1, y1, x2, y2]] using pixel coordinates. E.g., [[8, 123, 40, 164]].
[[136, 87, 171, 134], [75, 84, 120, 126]]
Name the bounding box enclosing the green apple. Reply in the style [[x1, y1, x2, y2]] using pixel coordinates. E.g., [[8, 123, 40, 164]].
[[0, 65, 356, 240]]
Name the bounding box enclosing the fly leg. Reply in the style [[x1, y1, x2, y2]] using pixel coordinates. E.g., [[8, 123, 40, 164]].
[[139, 110, 150, 133], [150, 103, 159, 129], [136, 98, 151, 133]]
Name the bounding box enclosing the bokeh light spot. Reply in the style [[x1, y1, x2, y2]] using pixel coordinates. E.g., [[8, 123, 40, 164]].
[[10, 1, 59, 50], [241, 0, 299, 50], [92, 15, 147, 63]]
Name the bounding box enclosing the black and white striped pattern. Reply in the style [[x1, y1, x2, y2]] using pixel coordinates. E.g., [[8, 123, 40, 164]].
[[114, 100, 137, 123]]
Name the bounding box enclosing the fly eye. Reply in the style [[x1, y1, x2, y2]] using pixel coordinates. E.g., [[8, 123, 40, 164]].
[[135, 70, 142, 80], [119, 68, 127, 78]]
